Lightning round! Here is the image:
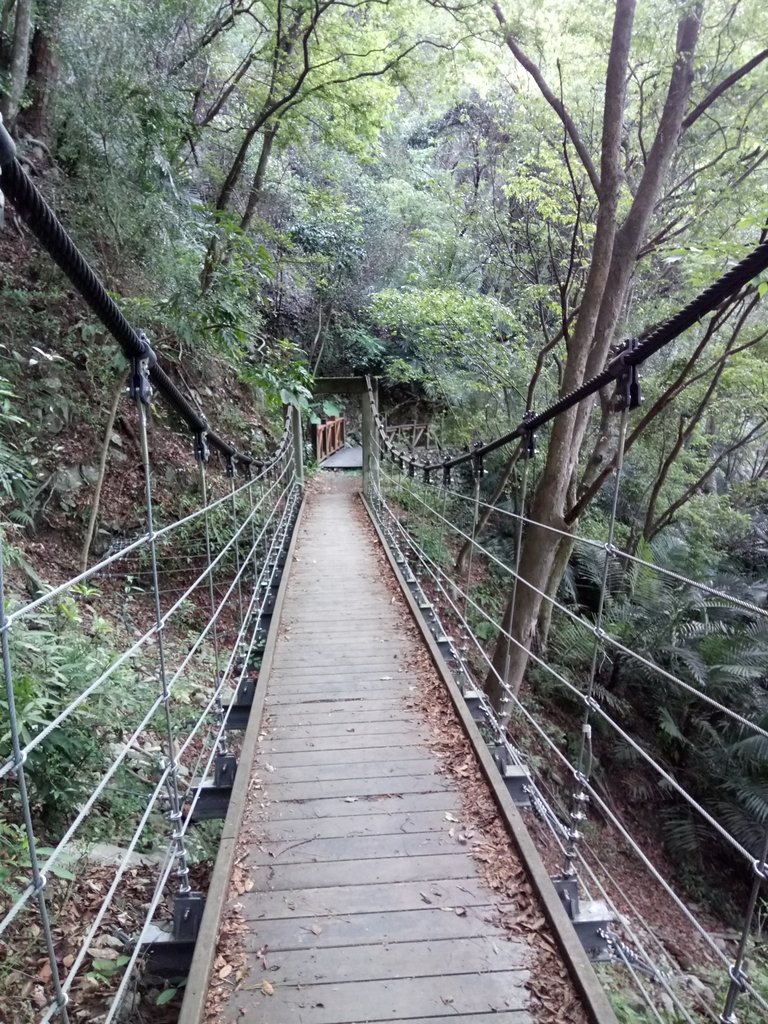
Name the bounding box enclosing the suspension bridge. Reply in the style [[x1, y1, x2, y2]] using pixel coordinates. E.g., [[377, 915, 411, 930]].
[[2, 117, 768, 1024]]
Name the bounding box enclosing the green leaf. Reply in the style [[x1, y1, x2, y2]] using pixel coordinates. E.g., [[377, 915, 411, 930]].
[[156, 987, 177, 1006]]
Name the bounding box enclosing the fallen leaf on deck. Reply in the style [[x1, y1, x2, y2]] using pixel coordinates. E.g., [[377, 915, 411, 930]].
[[261, 980, 274, 996], [311, 924, 323, 935]]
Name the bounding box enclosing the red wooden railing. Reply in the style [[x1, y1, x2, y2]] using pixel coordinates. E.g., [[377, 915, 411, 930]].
[[314, 416, 346, 460]]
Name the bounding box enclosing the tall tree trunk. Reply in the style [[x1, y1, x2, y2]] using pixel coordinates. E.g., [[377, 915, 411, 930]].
[[240, 123, 279, 231], [486, 3, 702, 708], [537, 532, 576, 656], [25, 0, 60, 140], [1, 0, 32, 128], [486, 0, 636, 707]]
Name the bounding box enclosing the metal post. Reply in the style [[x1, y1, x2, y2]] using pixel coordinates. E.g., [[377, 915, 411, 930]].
[[362, 385, 373, 498], [291, 405, 304, 490]]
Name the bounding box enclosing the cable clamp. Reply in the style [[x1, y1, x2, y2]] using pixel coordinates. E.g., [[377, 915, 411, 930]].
[[0, 113, 16, 168], [728, 965, 747, 991], [422, 465, 431, 484], [611, 338, 642, 410], [408, 459, 416, 478], [442, 464, 452, 487], [129, 353, 152, 405], [753, 857, 768, 881], [521, 410, 537, 460], [33, 872, 48, 895], [195, 429, 210, 464], [226, 455, 237, 479], [471, 442, 484, 479]]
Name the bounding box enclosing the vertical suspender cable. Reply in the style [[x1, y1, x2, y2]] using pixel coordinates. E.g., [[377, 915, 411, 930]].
[[135, 361, 192, 896], [0, 531, 70, 1023], [196, 436, 228, 756], [562, 405, 628, 879]]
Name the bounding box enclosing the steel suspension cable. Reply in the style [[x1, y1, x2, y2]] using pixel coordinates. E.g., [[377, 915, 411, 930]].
[[135, 370, 193, 899], [0, 124, 274, 470]]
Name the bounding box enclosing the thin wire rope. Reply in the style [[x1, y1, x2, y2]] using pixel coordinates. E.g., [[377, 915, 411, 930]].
[[382, 462, 684, 999], [6, 491, 283, 910], [102, 479, 299, 1024], [0, 528, 70, 1022], [387, 469, 768, 743], [380, 487, 768, 1016], [573, 842, 708, 1024], [199, 455, 225, 754], [2, 464, 277, 629], [566, 407, 629, 878], [720, 825, 768, 1021], [0, 459, 292, 781], [441, 485, 768, 621], [575, 845, 719, 1024], [39, 476, 300, 1022], [500, 454, 529, 728], [228, 463, 245, 626], [137, 398, 191, 895]]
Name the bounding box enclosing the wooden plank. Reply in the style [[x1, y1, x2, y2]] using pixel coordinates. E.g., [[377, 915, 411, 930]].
[[266, 698, 408, 715], [250, 809, 469, 841], [240, 877, 504, 921], [263, 720, 427, 738], [267, 693, 416, 707], [262, 758, 437, 785], [243, 905, 512, 951], [249, 852, 476, 892], [262, 730, 430, 751], [261, 746, 433, 769], [264, 711, 422, 729], [226, 972, 529, 1022], [244, 936, 528, 986], [264, 774, 452, 802], [253, 791, 459, 821], [251, 831, 466, 865]]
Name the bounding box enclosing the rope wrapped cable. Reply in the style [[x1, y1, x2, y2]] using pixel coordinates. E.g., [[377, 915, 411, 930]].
[[367, 235, 768, 474], [0, 117, 278, 471]]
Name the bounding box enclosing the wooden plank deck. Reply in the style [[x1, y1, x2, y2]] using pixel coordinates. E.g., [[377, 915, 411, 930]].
[[213, 477, 534, 1024], [321, 444, 363, 469]]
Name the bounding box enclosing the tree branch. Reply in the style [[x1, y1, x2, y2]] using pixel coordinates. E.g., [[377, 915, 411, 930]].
[[682, 47, 768, 131], [490, 2, 600, 196]]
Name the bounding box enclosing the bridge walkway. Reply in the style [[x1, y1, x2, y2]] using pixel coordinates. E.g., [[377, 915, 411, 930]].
[[203, 476, 541, 1024]]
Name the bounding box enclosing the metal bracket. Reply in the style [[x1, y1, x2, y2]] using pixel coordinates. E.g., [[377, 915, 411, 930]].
[[501, 763, 532, 807], [224, 672, 257, 730], [195, 429, 210, 463], [612, 338, 642, 410], [173, 890, 204, 942], [140, 890, 205, 975], [462, 688, 486, 724], [189, 753, 238, 821], [521, 410, 537, 460]]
